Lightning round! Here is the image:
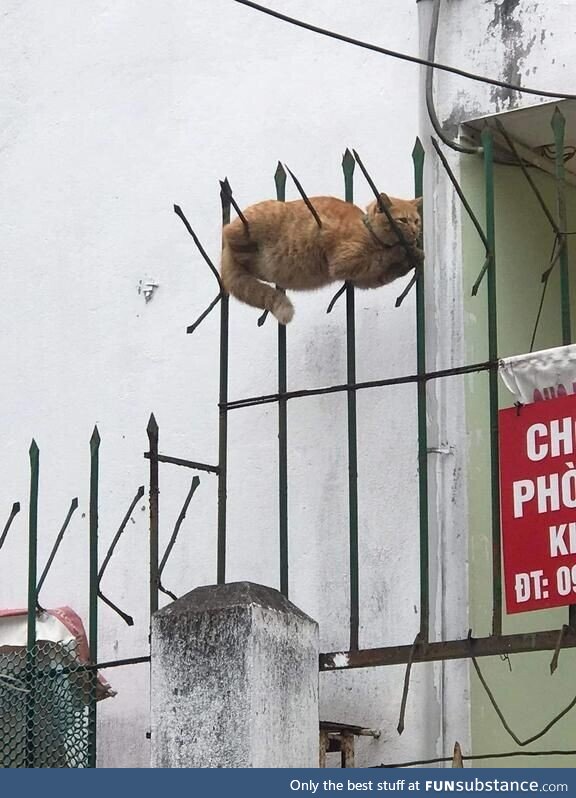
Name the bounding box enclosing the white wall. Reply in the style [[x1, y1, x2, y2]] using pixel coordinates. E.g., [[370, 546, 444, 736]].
[[1, 0, 459, 767]]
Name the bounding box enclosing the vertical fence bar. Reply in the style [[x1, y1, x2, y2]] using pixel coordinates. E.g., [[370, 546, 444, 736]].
[[275, 163, 289, 597], [482, 128, 502, 637], [147, 414, 159, 616], [88, 426, 100, 768], [342, 149, 360, 651], [218, 183, 231, 585], [552, 107, 571, 346], [413, 138, 429, 642], [552, 107, 575, 627], [25, 440, 39, 768]]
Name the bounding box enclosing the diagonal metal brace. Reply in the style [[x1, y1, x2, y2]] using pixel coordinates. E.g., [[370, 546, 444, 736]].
[[396, 633, 424, 735], [495, 120, 560, 235], [429, 138, 492, 296], [326, 283, 347, 314], [284, 165, 323, 228], [0, 502, 21, 552], [187, 293, 222, 335], [174, 204, 223, 292], [395, 273, 417, 307], [36, 497, 79, 604], [158, 476, 201, 601], [97, 485, 145, 626], [352, 149, 422, 304]]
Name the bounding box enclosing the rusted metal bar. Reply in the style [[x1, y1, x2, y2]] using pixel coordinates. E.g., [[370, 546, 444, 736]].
[[143, 451, 219, 475], [320, 627, 576, 670], [224, 358, 496, 411]]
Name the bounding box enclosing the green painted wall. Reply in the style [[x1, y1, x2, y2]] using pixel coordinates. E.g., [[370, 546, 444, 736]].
[[461, 149, 576, 768]]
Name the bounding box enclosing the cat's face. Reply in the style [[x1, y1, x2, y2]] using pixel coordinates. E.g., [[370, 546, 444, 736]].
[[366, 194, 422, 242]]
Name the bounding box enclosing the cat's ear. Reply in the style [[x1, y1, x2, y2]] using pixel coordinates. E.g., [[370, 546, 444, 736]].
[[378, 193, 393, 209], [412, 197, 423, 208]]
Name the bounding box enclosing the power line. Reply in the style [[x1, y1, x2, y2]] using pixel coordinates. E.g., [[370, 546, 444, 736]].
[[234, 0, 576, 102]]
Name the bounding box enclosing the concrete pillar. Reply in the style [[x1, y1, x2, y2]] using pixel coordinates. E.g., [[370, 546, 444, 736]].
[[150, 581, 319, 768]]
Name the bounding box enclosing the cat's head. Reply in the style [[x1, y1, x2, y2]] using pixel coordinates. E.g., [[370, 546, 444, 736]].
[[365, 194, 422, 244]]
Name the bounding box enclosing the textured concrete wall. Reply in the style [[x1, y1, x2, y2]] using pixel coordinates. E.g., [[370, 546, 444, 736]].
[[421, 0, 576, 128], [151, 582, 318, 768]]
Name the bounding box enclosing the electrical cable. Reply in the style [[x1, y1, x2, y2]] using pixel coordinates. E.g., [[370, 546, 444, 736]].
[[234, 0, 576, 102], [425, 0, 479, 154]]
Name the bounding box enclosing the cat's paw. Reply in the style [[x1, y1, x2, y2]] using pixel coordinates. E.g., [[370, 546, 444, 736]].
[[272, 296, 294, 325]]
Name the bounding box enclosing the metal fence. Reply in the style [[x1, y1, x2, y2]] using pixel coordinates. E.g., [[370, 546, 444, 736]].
[[2, 106, 574, 768], [170, 107, 576, 674], [0, 433, 151, 767]]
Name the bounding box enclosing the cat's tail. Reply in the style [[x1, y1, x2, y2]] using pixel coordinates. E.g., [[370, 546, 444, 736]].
[[221, 240, 294, 324]]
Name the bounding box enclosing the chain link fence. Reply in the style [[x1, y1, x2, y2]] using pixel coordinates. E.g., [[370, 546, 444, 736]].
[[0, 641, 96, 768]]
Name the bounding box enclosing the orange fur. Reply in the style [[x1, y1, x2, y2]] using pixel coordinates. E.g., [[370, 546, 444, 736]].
[[221, 194, 423, 324]]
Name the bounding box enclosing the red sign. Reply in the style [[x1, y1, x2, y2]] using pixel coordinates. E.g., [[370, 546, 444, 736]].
[[499, 393, 576, 613]]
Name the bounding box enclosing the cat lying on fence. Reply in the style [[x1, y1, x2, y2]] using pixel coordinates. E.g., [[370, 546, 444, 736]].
[[220, 194, 423, 324]]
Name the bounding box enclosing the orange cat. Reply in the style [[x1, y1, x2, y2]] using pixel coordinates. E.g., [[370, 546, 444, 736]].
[[221, 194, 423, 324]]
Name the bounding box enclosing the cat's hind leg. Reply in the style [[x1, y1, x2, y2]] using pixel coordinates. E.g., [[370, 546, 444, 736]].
[[221, 244, 294, 324]]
